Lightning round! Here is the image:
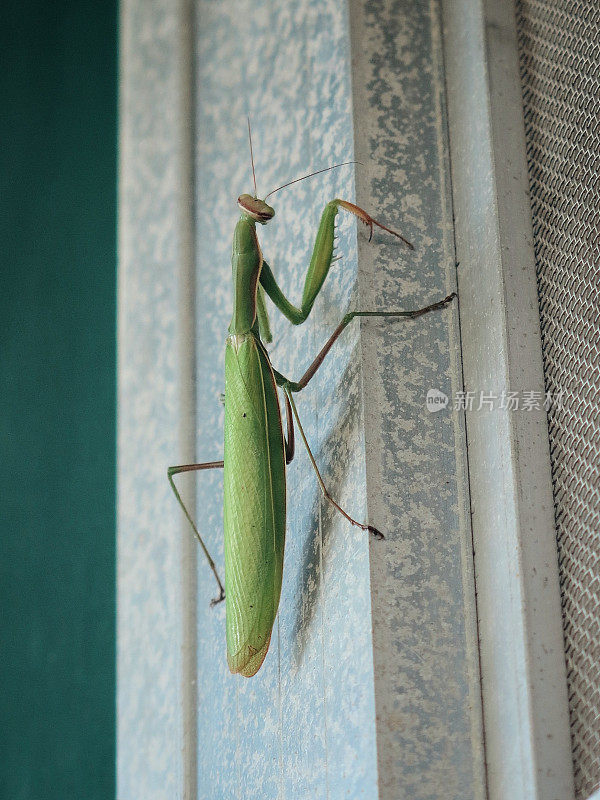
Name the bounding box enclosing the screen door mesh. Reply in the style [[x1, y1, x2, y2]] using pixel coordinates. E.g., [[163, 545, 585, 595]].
[[515, 2, 600, 797]]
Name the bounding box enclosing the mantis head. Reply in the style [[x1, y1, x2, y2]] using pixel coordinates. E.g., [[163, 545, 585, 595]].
[[237, 194, 275, 225]]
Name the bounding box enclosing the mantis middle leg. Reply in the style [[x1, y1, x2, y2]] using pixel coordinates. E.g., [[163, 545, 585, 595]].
[[274, 294, 456, 538], [273, 293, 456, 393]]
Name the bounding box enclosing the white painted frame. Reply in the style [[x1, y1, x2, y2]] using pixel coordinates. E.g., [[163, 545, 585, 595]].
[[442, 1, 574, 798]]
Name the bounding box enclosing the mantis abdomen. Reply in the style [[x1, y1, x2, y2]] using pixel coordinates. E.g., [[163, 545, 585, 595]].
[[223, 333, 286, 677]]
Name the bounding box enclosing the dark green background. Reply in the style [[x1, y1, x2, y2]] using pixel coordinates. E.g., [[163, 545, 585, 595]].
[[1, 2, 117, 797]]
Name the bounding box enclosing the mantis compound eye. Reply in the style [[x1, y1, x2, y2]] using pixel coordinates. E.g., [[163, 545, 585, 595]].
[[237, 194, 275, 224]]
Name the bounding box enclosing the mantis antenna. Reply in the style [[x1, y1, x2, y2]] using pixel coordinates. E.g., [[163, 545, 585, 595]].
[[264, 161, 359, 200], [247, 116, 257, 198]]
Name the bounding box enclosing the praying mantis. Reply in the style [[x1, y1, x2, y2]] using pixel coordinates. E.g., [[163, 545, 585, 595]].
[[168, 123, 456, 677]]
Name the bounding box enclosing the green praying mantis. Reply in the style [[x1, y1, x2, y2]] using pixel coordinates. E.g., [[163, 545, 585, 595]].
[[168, 123, 456, 677]]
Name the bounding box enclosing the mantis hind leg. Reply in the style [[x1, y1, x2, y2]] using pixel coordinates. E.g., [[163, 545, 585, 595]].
[[283, 388, 384, 539], [167, 461, 225, 606], [283, 390, 295, 464]]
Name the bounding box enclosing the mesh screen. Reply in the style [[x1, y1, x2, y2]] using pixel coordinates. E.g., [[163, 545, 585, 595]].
[[515, 2, 600, 797]]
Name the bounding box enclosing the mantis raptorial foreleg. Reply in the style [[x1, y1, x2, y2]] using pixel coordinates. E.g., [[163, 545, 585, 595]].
[[260, 199, 414, 327]]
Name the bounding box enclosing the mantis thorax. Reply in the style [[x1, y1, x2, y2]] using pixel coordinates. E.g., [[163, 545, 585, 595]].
[[229, 216, 262, 336]]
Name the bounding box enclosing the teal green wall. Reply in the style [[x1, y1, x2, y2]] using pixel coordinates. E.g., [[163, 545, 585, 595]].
[[1, 2, 117, 798]]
